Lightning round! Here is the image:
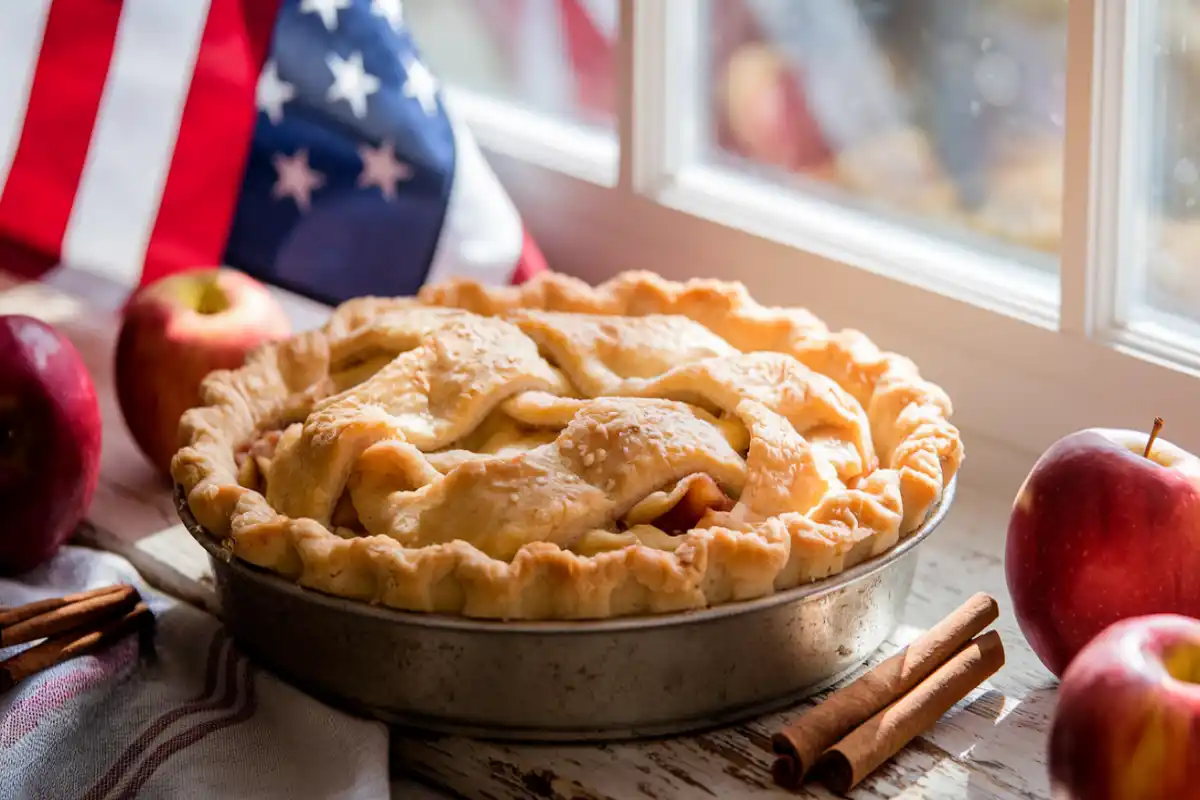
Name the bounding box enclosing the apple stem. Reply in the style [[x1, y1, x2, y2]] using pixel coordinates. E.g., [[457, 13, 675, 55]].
[[1144, 417, 1165, 459]]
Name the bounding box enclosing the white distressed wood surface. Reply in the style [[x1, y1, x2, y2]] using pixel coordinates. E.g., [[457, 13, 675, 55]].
[[0, 271, 1057, 799]]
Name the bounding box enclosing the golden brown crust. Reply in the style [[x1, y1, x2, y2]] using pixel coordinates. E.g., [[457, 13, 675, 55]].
[[173, 271, 962, 620], [421, 271, 962, 530]]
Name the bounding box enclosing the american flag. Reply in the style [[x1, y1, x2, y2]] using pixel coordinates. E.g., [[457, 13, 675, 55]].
[[0, 0, 547, 304]]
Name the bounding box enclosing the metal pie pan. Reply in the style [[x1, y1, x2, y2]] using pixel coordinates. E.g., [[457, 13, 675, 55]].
[[175, 478, 955, 742]]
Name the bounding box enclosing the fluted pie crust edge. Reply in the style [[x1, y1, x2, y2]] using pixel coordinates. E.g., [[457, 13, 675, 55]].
[[172, 271, 963, 620]]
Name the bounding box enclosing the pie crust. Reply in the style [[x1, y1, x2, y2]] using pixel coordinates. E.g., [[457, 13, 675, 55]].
[[173, 271, 963, 620]]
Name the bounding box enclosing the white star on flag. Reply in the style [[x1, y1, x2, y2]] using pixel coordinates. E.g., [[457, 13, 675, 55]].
[[371, 0, 404, 30], [272, 149, 325, 212], [327, 51, 380, 119], [402, 55, 439, 116], [257, 60, 295, 125], [300, 0, 352, 31], [357, 140, 412, 200]]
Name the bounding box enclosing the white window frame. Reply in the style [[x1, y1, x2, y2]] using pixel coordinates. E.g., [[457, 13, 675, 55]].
[[447, 0, 1200, 488]]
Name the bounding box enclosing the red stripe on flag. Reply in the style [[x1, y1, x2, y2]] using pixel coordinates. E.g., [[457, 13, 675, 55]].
[[0, 0, 124, 279], [510, 229, 548, 285], [140, 0, 281, 286]]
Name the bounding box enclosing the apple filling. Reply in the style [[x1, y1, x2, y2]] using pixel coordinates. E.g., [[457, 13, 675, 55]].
[[623, 473, 736, 534], [331, 490, 367, 537], [234, 428, 285, 494], [571, 474, 736, 555], [236, 425, 375, 538]]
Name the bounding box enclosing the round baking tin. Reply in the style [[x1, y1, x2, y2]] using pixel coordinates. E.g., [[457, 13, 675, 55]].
[[176, 478, 955, 742]]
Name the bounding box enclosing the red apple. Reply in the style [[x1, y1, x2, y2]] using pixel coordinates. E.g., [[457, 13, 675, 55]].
[[1006, 422, 1200, 678], [1050, 614, 1200, 799], [115, 268, 291, 477], [0, 316, 102, 573]]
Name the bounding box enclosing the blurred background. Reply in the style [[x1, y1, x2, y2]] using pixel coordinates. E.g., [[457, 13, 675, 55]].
[[405, 0, 1200, 319]]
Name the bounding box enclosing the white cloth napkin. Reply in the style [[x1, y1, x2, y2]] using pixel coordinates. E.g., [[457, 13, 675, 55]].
[[0, 545, 391, 800]]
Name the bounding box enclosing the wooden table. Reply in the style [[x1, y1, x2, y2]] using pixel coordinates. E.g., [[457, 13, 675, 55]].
[[1, 270, 1056, 799]]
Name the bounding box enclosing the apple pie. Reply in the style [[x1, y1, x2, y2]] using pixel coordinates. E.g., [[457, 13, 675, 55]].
[[172, 271, 962, 620]]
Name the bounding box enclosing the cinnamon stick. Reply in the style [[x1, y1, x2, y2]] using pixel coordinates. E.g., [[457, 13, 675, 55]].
[[812, 630, 1006, 794], [0, 602, 153, 693], [0, 585, 139, 647], [771, 592, 998, 788], [0, 585, 128, 629]]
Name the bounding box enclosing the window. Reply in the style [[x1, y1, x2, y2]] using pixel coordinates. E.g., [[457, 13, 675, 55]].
[[703, 0, 1067, 268], [407, 1, 1200, 474], [405, 0, 617, 128], [1141, 0, 1200, 325]]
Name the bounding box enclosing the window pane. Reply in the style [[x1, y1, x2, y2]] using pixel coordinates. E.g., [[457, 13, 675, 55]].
[[1141, 1, 1200, 323], [404, 0, 617, 128], [705, 0, 1067, 267]]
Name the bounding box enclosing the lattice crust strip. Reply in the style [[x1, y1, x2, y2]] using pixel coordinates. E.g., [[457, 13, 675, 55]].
[[174, 271, 961, 620], [421, 270, 961, 532]]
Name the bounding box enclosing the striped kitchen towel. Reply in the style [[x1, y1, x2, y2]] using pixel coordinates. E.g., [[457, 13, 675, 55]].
[[0, 0, 546, 305], [0, 546, 389, 800]]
